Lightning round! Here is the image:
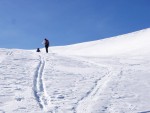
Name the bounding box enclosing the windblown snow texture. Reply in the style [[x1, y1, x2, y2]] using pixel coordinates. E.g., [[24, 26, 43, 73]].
[[0, 28, 150, 113]]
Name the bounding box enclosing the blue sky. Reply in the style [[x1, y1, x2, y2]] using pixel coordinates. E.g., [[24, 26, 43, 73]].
[[0, 0, 150, 49]]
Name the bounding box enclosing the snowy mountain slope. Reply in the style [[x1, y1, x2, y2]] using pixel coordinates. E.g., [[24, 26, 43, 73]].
[[0, 49, 42, 113], [0, 28, 150, 113], [52, 28, 150, 56]]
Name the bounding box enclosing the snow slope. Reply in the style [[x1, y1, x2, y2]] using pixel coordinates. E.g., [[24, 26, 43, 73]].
[[0, 28, 150, 113], [52, 28, 150, 56]]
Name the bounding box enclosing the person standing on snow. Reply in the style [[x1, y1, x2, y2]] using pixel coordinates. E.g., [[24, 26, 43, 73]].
[[43, 38, 49, 53]]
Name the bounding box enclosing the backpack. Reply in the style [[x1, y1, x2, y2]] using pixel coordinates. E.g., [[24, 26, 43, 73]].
[[36, 48, 40, 52]]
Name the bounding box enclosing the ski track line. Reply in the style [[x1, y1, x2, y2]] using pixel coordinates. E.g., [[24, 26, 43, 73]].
[[75, 69, 112, 113], [71, 57, 115, 113], [33, 55, 51, 112]]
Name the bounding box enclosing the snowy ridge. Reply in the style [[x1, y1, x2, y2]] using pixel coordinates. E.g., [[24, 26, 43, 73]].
[[52, 28, 150, 56], [1, 28, 150, 113]]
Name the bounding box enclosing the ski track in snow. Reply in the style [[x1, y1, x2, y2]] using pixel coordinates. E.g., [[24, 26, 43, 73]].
[[75, 70, 112, 113], [70, 57, 124, 113], [7, 50, 13, 56], [33, 55, 51, 112], [70, 57, 114, 113]]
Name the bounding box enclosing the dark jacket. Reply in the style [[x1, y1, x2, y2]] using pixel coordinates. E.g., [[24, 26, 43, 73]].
[[45, 39, 49, 47]]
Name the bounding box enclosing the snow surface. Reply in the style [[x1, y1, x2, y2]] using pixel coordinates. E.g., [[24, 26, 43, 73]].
[[0, 28, 150, 113]]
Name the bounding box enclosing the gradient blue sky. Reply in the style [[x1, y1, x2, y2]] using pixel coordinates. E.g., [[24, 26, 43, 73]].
[[0, 0, 150, 49]]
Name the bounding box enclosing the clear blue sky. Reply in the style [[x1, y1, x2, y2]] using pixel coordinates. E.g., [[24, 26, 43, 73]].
[[0, 0, 150, 49]]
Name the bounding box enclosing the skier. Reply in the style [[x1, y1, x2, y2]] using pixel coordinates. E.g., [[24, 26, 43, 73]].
[[43, 38, 49, 53]]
